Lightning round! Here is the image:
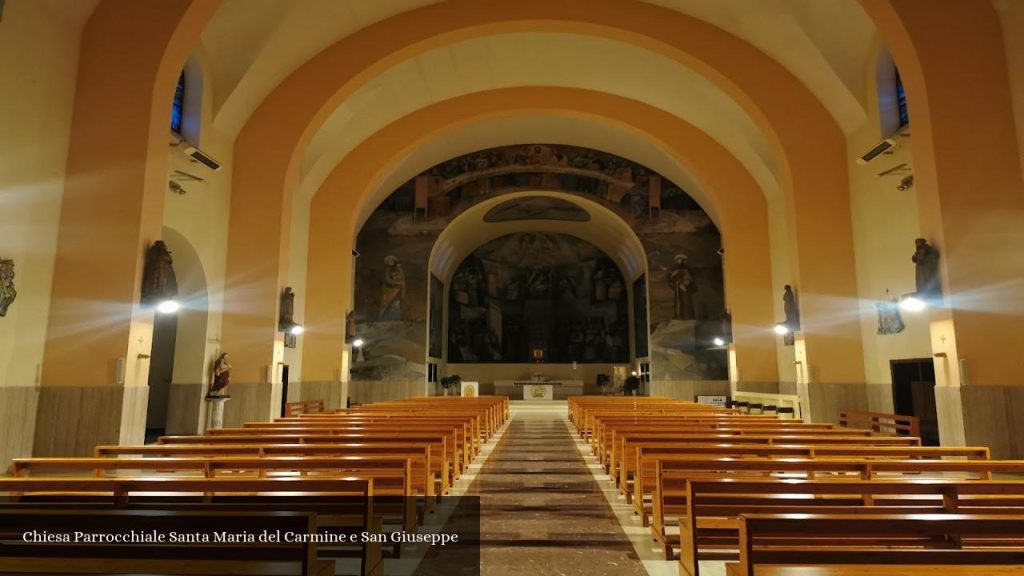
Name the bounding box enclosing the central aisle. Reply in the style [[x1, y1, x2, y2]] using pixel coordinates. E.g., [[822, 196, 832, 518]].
[[467, 402, 648, 576]]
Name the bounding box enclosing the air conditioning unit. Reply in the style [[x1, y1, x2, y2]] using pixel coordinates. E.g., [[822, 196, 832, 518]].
[[182, 145, 222, 171], [856, 138, 896, 165]]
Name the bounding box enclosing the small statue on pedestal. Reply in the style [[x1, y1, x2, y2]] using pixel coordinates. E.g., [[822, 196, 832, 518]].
[[208, 353, 231, 398]]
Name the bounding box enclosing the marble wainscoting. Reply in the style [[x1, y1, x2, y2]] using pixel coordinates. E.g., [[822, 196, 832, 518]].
[[220, 381, 276, 429], [795, 382, 869, 425], [166, 382, 206, 435], [937, 385, 1024, 459], [294, 380, 348, 411], [33, 384, 148, 457], [733, 381, 790, 395], [0, 385, 40, 470], [648, 380, 730, 400], [348, 379, 429, 405]]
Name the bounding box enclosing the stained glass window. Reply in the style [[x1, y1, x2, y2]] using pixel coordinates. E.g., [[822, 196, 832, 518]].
[[171, 72, 185, 134], [896, 68, 909, 127]]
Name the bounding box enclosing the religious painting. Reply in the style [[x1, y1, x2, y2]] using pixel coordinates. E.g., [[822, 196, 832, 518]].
[[355, 143, 724, 381], [876, 299, 906, 335], [632, 274, 649, 358], [428, 274, 444, 358], [639, 220, 727, 381], [0, 258, 16, 317], [447, 233, 629, 364], [352, 207, 432, 381]]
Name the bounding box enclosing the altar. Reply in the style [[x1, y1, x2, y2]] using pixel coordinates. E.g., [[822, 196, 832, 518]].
[[494, 379, 584, 400]]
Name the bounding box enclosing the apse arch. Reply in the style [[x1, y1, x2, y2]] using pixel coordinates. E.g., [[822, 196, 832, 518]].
[[427, 190, 650, 370], [302, 88, 778, 385], [429, 191, 648, 285]]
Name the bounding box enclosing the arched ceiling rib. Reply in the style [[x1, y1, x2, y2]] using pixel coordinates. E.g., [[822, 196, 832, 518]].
[[297, 33, 777, 211], [321, 113, 766, 234], [430, 191, 649, 282], [199, 0, 877, 138]]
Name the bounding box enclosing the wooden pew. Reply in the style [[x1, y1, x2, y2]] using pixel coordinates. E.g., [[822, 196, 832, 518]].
[[93, 442, 438, 510], [157, 433, 454, 495], [728, 513, 1024, 576], [651, 457, 1024, 558], [10, 456, 418, 532], [598, 425, 872, 473], [677, 478, 1024, 576], [199, 425, 472, 478], [624, 443, 990, 507], [245, 417, 480, 457], [606, 432, 921, 482], [285, 399, 326, 417], [0, 477, 382, 576], [0, 509, 336, 576]]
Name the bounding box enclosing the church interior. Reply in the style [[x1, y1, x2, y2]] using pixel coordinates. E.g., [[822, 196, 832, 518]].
[[2, 0, 1024, 574]]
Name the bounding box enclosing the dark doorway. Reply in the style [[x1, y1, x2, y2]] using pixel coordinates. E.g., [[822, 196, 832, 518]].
[[280, 365, 290, 418], [890, 359, 939, 446], [145, 312, 178, 442]]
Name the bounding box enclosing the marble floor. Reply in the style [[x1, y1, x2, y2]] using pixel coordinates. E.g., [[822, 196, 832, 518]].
[[409, 401, 726, 576]]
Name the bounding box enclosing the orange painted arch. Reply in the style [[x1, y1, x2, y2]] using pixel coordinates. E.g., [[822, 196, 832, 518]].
[[302, 87, 778, 384], [225, 0, 865, 384]]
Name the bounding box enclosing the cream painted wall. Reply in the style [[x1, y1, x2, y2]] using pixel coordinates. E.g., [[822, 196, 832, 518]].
[[0, 1, 96, 388], [846, 45, 931, 407], [766, 197, 797, 384], [159, 53, 235, 432], [995, 0, 1024, 179], [282, 198, 310, 383]]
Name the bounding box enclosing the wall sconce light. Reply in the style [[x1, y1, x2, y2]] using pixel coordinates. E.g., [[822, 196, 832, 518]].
[[156, 300, 181, 314], [773, 323, 790, 335], [289, 324, 304, 335], [351, 338, 365, 348], [899, 294, 928, 312], [713, 337, 726, 347]]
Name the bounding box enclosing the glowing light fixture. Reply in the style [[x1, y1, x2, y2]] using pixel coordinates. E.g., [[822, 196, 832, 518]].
[[156, 300, 180, 314], [289, 324, 305, 335], [774, 323, 790, 335], [713, 337, 726, 347], [899, 295, 928, 312], [352, 338, 365, 348]]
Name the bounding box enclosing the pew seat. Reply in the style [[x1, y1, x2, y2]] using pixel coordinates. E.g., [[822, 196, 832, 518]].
[[725, 513, 1024, 576]]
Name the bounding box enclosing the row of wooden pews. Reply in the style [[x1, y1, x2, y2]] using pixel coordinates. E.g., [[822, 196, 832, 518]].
[[568, 396, 1024, 576], [1, 395, 508, 576]]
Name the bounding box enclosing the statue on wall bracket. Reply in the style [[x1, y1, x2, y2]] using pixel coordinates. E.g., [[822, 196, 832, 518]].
[[141, 241, 176, 304], [279, 286, 295, 332], [912, 238, 941, 299], [782, 285, 799, 346], [0, 258, 16, 317]]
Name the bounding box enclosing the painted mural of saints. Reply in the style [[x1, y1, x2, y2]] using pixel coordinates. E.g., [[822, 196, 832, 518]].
[[379, 255, 405, 320]]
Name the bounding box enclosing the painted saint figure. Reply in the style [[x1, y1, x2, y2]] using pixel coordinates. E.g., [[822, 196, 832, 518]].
[[912, 238, 941, 297], [0, 258, 16, 317], [669, 254, 697, 320], [209, 353, 231, 397], [379, 255, 405, 320]]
